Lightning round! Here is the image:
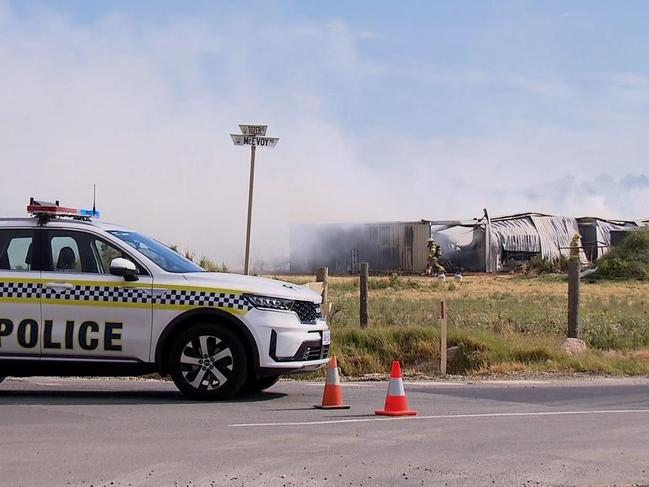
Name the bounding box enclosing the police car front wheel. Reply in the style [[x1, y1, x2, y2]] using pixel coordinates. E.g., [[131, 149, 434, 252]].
[[169, 323, 248, 401], [243, 374, 281, 394]]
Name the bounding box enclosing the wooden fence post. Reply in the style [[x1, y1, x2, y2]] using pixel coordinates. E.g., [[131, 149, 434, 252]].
[[567, 235, 581, 338], [440, 300, 447, 376], [315, 266, 329, 316], [360, 262, 369, 329]]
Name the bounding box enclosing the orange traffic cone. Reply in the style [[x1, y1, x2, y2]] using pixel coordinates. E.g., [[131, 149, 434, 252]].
[[375, 361, 417, 416], [314, 356, 350, 409]]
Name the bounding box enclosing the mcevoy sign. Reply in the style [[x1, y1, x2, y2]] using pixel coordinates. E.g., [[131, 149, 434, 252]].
[[230, 134, 279, 147]]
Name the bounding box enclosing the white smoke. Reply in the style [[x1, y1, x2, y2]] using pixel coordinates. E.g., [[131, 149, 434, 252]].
[[0, 4, 647, 271]]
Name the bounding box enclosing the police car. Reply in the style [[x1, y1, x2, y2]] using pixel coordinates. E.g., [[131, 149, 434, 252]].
[[0, 199, 330, 400]]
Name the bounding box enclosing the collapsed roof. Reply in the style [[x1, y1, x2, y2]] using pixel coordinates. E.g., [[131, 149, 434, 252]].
[[427, 212, 648, 272]]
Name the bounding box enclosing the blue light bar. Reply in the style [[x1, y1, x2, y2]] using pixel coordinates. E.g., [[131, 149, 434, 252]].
[[79, 209, 100, 218]]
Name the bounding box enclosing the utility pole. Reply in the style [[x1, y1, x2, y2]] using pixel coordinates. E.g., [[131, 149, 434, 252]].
[[231, 125, 279, 275]]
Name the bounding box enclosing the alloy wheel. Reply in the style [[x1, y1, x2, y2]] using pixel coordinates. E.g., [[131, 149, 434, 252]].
[[179, 335, 233, 391]]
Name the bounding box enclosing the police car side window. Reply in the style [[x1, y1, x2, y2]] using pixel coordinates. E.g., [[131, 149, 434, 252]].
[[50, 236, 82, 272], [91, 239, 123, 274], [44, 231, 148, 276], [89, 236, 148, 276], [0, 230, 34, 271], [48, 232, 102, 273]]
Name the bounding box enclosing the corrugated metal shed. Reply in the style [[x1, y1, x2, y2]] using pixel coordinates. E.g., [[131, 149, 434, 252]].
[[530, 215, 582, 260], [431, 212, 587, 272], [290, 221, 430, 274], [484, 214, 584, 271], [492, 217, 540, 252], [290, 214, 649, 275], [577, 217, 646, 260]]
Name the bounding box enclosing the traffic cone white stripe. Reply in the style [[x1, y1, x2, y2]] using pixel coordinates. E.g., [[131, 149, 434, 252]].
[[387, 377, 405, 396], [326, 366, 340, 385]]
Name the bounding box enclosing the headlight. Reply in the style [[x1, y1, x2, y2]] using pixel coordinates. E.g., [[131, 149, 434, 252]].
[[244, 294, 294, 311]]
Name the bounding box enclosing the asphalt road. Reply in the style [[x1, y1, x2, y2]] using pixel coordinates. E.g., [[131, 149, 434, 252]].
[[1, 377, 649, 487]]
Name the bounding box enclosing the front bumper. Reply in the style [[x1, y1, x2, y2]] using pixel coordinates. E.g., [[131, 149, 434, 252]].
[[269, 329, 329, 362], [241, 307, 330, 373]]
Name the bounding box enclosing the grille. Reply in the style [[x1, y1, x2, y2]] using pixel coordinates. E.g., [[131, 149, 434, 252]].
[[302, 344, 330, 361], [292, 300, 322, 324]]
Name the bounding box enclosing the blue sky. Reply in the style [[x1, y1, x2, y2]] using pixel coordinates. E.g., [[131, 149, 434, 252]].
[[14, 0, 646, 135], [1, 1, 648, 265]]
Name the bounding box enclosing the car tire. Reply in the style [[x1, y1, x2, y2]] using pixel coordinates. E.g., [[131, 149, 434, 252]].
[[169, 323, 248, 401], [243, 375, 281, 394]]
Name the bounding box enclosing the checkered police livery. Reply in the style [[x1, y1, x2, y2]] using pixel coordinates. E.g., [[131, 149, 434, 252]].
[[0, 281, 40, 300], [42, 284, 152, 304], [0, 280, 251, 312], [153, 289, 251, 311]]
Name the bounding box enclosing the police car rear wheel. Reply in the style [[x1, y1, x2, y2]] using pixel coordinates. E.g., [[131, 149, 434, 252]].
[[169, 324, 248, 400]]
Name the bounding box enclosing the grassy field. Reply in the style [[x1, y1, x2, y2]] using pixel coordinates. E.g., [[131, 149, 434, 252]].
[[273, 274, 649, 377]]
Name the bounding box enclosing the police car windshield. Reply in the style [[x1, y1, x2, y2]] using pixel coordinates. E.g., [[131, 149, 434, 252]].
[[108, 231, 205, 273]]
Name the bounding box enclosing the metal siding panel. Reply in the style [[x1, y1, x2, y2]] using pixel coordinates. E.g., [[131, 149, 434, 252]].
[[491, 217, 541, 254], [397, 224, 408, 271], [413, 223, 429, 273], [530, 215, 579, 260], [593, 220, 638, 258]]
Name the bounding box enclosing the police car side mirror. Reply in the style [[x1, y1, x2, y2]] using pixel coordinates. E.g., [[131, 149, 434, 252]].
[[110, 258, 139, 282]]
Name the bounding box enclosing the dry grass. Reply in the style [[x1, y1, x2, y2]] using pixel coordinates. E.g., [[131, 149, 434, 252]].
[[272, 274, 649, 377]]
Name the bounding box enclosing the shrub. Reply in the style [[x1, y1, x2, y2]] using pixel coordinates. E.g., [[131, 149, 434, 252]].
[[528, 255, 568, 275], [168, 244, 229, 272], [197, 256, 230, 273], [595, 229, 649, 280]]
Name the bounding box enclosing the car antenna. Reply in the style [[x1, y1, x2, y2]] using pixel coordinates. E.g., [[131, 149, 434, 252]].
[[92, 184, 96, 215]]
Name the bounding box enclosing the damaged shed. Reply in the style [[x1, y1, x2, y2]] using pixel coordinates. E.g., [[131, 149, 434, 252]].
[[289, 221, 430, 274], [431, 212, 586, 272], [432, 212, 649, 272], [289, 212, 649, 275], [577, 217, 648, 261]]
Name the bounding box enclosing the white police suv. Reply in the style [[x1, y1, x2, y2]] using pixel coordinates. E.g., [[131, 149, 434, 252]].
[[0, 200, 330, 400]]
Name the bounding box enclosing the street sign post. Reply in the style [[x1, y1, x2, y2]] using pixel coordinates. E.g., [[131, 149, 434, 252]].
[[230, 124, 279, 275]]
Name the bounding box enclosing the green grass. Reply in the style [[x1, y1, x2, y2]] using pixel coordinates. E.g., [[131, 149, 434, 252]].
[[326, 290, 649, 351], [326, 326, 649, 377], [275, 274, 649, 377]]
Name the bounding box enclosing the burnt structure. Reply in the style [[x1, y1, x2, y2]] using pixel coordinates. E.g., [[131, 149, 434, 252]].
[[289, 222, 430, 274], [289, 213, 649, 275]]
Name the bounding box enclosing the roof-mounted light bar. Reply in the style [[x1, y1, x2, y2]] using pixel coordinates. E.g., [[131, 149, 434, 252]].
[[27, 197, 100, 221]]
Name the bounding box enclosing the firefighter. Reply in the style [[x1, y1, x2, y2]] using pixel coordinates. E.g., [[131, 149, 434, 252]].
[[425, 238, 445, 276]]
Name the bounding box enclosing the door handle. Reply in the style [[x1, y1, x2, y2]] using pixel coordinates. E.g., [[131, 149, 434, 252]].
[[44, 282, 74, 291], [143, 289, 166, 297]]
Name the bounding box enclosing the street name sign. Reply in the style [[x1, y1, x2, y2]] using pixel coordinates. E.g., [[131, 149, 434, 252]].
[[230, 134, 279, 148], [239, 124, 267, 136]]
